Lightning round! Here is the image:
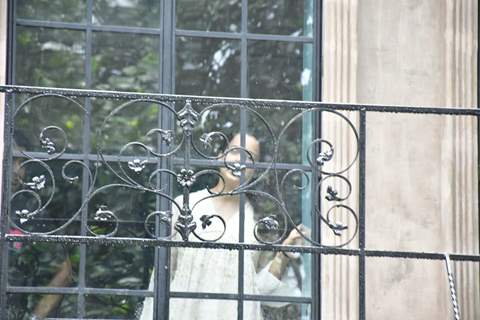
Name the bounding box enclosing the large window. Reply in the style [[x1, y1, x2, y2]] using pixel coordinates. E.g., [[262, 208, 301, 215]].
[[4, 1, 322, 319]]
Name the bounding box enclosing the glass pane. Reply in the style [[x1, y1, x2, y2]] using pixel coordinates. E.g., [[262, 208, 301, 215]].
[[9, 159, 84, 235], [91, 98, 162, 154], [14, 95, 85, 154], [16, 27, 85, 88], [92, 32, 160, 92], [248, 0, 313, 36], [9, 243, 79, 287], [17, 0, 86, 23], [169, 248, 238, 294], [168, 299, 237, 319], [176, 0, 242, 32], [244, 301, 311, 319], [244, 250, 311, 298], [85, 294, 144, 319], [93, 0, 161, 28], [86, 244, 153, 290], [248, 41, 312, 100], [7, 293, 77, 319], [86, 164, 157, 237], [176, 37, 241, 97]]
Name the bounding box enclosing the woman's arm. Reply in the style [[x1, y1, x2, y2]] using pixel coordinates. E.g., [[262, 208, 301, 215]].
[[268, 224, 308, 279]]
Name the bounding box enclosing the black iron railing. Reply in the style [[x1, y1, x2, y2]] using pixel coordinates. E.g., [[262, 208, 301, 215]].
[[0, 85, 478, 319]]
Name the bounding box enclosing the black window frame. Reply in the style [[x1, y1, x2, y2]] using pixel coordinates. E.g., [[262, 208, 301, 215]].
[[2, 1, 325, 319]]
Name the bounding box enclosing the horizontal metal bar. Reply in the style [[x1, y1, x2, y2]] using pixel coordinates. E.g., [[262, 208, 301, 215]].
[[13, 151, 311, 170], [16, 19, 314, 42], [5, 235, 480, 262], [17, 18, 162, 35], [7, 286, 154, 297], [7, 286, 311, 304], [176, 29, 313, 42], [1, 85, 479, 115], [170, 291, 312, 304]]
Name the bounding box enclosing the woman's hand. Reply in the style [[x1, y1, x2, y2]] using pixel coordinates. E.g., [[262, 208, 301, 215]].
[[282, 224, 310, 246], [269, 224, 310, 279]]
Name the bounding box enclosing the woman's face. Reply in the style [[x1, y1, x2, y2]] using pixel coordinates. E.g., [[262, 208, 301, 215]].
[[218, 134, 259, 190]]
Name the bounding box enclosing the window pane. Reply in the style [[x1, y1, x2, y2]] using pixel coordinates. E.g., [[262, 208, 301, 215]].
[[243, 250, 312, 298], [85, 294, 144, 319], [7, 293, 77, 319], [14, 95, 85, 154], [92, 32, 160, 92], [17, 0, 86, 23], [168, 299, 237, 319], [176, 0, 242, 32], [248, 0, 313, 36], [244, 301, 311, 319], [176, 37, 241, 97], [248, 41, 312, 100], [170, 248, 239, 294], [86, 168, 157, 237], [10, 159, 84, 235], [16, 27, 85, 88], [9, 243, 79, 287], [86, 245, 153, 290], [93, 0, 161, 28], [91, 98, 166, 155]]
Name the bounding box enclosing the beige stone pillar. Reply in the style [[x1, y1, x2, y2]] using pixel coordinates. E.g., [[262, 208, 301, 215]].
[[443, 1, 479, 318], [323, 0, 478, 319], [322, 1, 359, 319]]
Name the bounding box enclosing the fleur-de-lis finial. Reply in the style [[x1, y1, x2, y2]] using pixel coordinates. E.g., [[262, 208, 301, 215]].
[[178, 100, 199, 136], [174, 206, 197, 241]]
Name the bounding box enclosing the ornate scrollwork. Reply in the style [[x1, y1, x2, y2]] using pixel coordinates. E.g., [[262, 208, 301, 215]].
[[8, 92, 360, 249]]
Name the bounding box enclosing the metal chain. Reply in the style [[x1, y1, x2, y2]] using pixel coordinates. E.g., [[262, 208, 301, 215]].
[[444, 254, 461, 320]]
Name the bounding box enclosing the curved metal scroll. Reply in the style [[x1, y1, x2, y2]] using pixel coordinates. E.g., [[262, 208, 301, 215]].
[[9, 94, 360, 249]]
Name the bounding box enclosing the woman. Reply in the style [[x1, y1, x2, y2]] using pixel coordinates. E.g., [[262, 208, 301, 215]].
[[140, 134, 305, 319]]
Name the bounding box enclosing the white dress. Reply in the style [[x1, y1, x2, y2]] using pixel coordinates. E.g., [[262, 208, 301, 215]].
[[139, 189, 300, 320]]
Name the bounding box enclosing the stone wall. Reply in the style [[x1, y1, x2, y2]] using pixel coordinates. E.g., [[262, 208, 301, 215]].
[[323, 0, 479, 319]]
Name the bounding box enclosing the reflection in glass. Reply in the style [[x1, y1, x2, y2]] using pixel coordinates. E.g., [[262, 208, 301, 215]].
[[87, 165, 157, 237], [14, 95, 85, 154], [176, 0, 242, 32], [248, 41, 312, 100], [176, 37, 241, 97], [92, 32, 160, 92], [91, 98, 168, 155], [248, 0, 313, 36], [16, 27, 85, 88], [9, 243, 79, 287], [93, 0, 161, 28], [86, 245, 153, 290], [85, 295, 144, 318], [10, 159, 83, 235], [7, 293, 77, 319], [17, 0, 86, 23]]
